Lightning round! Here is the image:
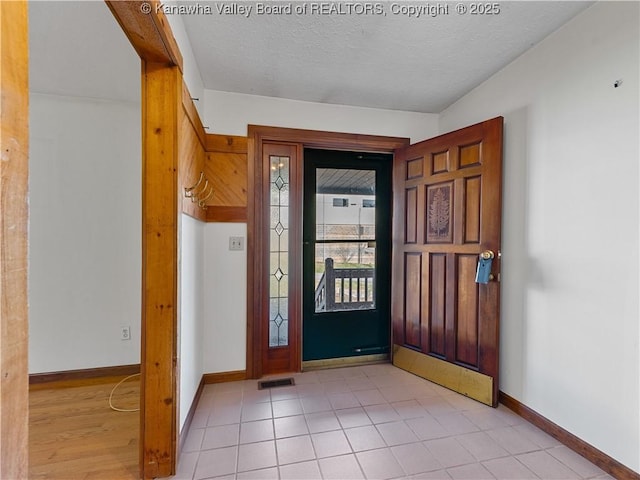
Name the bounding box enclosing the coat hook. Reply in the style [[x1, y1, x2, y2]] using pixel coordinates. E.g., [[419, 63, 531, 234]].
[[184, 172, 204, 197], [191, 179, 209, 202], [198, 186, 214, 208]]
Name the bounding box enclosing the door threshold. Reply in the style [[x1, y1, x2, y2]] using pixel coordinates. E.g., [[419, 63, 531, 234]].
[[302, 353, 389, 371]]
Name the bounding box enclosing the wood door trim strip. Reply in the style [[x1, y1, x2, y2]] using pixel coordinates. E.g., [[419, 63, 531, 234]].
[[29, 364, 141, 386], [205, 206, 248, 222], [499, 391, 638, 479], [248, 125, 409, 152], [205, 134, 248, 154]]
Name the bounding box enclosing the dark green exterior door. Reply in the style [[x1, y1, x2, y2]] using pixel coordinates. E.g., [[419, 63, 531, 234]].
[[303, 149, 392, 361]]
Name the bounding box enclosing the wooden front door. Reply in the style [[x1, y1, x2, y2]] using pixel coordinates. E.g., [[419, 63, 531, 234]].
[[391, 117, 503, 406]]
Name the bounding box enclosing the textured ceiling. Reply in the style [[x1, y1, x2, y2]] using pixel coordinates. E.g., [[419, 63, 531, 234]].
[[182, 1, 593, 113], [29, 1, 593, 114]]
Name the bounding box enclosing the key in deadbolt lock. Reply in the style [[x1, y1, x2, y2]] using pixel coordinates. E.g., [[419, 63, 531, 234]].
[[475, 250, 496, 284]]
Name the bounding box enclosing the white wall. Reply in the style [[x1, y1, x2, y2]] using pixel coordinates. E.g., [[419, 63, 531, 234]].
[[204, 90, 439, 142], [201, 94, 439, 373], [440, 2, 639, 471], [203, 223, 248, 373], [29, 93, 141, 373], [178, 214, 205, 430]]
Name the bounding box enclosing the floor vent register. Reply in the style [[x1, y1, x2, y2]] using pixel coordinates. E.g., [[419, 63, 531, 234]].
[[257, 378, 295, 390]]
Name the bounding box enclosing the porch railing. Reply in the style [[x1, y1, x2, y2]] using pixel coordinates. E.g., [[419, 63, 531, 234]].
[[314, 258, 375, 312]]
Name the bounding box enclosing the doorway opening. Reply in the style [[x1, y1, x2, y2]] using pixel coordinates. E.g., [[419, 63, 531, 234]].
[[302, 149, 392, 363], [247, 126, 409, 378]]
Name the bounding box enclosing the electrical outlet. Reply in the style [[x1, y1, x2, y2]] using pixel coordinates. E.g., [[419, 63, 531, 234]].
[[121, 326, 131, 341], [229, 236, 244, 251]]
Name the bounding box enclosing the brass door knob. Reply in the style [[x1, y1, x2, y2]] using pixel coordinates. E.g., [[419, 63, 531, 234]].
[[480, 250, 495, 260]]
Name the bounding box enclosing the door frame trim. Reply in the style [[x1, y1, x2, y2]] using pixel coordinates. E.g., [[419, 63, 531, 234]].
[[246, 126, 409, 379]]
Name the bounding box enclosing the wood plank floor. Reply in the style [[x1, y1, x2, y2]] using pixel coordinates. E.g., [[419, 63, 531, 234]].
[[29, 375, 140, 479]]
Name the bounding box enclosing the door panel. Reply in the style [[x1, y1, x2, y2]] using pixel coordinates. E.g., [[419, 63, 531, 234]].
[[403, 252, 422, 349], [429, 253, 446, 357], [392, 117, 503, 406]]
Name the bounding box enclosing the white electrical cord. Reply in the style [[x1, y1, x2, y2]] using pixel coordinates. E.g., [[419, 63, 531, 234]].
[[108, 373, 141, 412]]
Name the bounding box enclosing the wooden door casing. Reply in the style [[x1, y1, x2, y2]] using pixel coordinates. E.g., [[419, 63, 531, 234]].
[[247, 126, 409, 379], [391, 117, 503, 406]]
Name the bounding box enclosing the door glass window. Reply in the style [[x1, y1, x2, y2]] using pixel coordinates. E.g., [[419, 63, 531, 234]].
[[269, 155, 290, 347], [314, 168, 376, 313]]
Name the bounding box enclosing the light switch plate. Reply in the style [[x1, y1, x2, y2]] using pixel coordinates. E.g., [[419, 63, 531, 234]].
[[229, 236, 244, 251]]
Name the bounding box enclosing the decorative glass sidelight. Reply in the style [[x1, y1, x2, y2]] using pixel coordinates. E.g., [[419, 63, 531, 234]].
[[269, 156, 290, 347]]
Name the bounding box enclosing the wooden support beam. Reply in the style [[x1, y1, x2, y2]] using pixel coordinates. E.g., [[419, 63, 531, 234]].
[[0, 2, 30, 478], [106, 2, 185, 476], [106, 0, 183, 70], [140, 62, 180, 479]]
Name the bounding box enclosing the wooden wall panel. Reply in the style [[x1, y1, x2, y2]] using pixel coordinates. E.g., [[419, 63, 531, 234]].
[[204, 134, 248, 222], [205, 152, 247, 206], [179, 103, 206, 221], [0, 2, 30, 477]]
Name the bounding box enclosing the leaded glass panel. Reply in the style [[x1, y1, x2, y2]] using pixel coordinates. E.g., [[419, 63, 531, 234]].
[[268, 155, 290, 347]]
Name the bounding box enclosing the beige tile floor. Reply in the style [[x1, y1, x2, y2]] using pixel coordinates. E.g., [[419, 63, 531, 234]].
[[173, 364, 613, 480]]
